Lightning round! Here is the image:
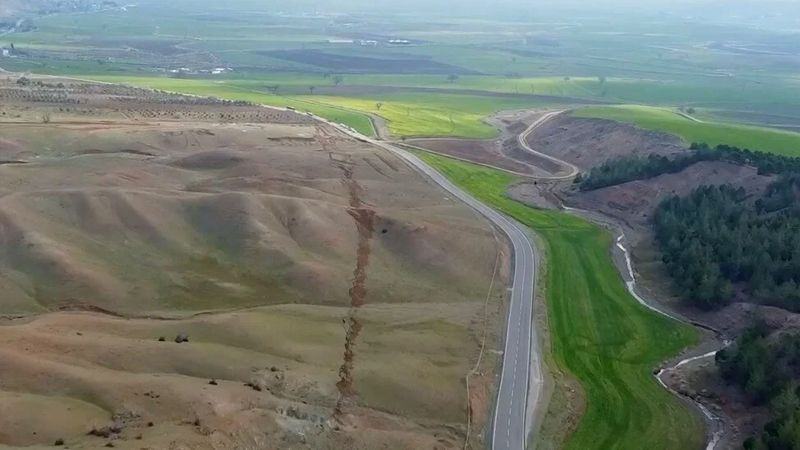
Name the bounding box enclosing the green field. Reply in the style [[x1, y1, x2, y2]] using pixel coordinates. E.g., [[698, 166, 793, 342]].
[[81, 74, 800, 144], [84, 75, 557, 138], [80, 76, 375, 136], [292, 93, 552, 138], [74, 72, 800, 112], [415, 150, 704, 450], [7, 0, 800, 125], [575, 105, 800, 157], [4, 2, 800, 448]]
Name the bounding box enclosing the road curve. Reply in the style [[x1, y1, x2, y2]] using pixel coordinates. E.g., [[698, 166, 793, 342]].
[[361, 107, 720, 450], [0, 71, 726, 449], [517, 111, 581, 180], [381, 146, 540, 450], [316, 119, 541, 450], [0, 71, 542, 450]]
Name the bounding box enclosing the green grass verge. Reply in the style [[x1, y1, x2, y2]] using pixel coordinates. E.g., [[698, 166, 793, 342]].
[[414, 150, 704, 450], [575, 104, 800, 157]]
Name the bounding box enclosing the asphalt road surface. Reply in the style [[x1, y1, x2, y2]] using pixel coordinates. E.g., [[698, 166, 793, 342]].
[[342, 133, 540, 450], [0, 71, 722, 450], [182, 102, 543, 450], [381, 145, 539, 450]]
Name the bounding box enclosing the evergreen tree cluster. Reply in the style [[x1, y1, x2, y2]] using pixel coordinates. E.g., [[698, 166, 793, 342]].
[[654, 181, 800, 311], [702, 143, 800, 176], [757, 174, 800, 215], [579, 143, 800, 191], [717, 323, 800, 449], [579, 150, 718, 191], [631, 142, 800, 449]]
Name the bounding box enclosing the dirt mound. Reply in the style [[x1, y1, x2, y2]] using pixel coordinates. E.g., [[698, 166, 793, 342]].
[[525, 114, 687, 170]]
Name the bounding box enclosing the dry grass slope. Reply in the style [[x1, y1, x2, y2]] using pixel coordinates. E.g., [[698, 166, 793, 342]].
[[0, 77, 508, 449]]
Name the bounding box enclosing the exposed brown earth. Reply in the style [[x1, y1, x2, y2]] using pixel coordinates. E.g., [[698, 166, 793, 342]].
[[567, 161, 774, 230], [409, 109, 571, 178], [334, 161, 377, 418], [0, 76, 507, 449], [660, 301, 800, 447], [411, 110, 668, 182], [407, 138, 540, 175], [661, 353, 767, 448], [524, 114, 687, 170], [503, 112, 800, 449], [507, 181, 561, 210], [520, 118, 787, 340]]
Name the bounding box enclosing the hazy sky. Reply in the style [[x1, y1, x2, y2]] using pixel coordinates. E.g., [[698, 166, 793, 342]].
[[7, 0, 800, 27], [252, 0, 800, 26], [207, 0, 800, 20]]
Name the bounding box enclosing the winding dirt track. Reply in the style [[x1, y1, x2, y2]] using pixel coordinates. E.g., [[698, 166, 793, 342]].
[[516, 111, 580, 180]]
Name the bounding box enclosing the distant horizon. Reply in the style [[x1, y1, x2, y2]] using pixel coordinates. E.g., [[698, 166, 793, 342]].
[[4, 0, 800, 24], [136, 0, 800, 28]]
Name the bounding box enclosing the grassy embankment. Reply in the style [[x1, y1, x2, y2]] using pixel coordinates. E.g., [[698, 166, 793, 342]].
[[415, 150, 704, 449], [576, 105, 800, 157]]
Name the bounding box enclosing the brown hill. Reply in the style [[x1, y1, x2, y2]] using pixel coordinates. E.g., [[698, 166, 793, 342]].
[[0, 78, 506, 449]]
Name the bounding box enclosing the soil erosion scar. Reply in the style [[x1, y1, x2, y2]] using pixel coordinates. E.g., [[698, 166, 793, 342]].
[[334, 162, 376, 417]]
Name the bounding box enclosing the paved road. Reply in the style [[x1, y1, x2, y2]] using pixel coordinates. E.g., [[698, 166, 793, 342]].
[[319, 122, 541, 450], [314, 108, 723, 450], [0, 70, 727, 449], [377, 143, 539, 450], [0, 73, 542, 449]]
